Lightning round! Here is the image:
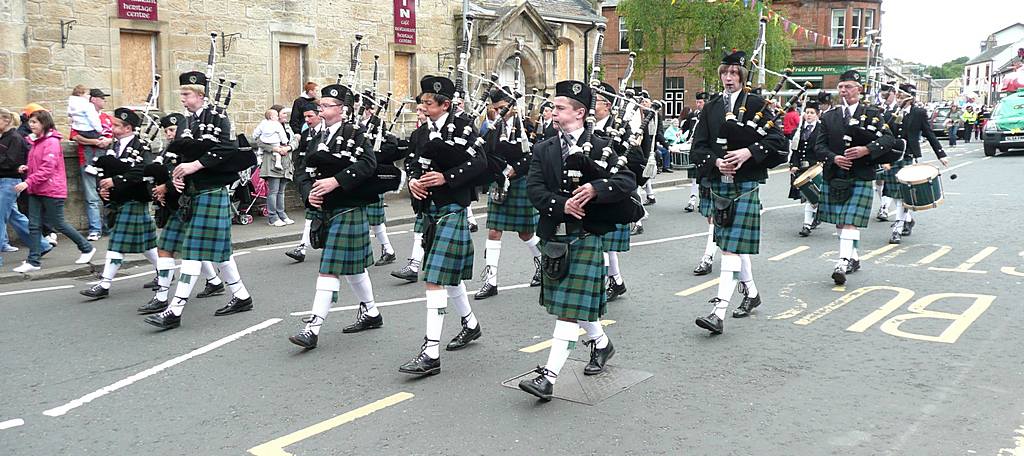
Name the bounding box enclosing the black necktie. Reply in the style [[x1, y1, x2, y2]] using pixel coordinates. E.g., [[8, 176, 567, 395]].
[[113, 139, 121, 156], [843, 108, 851, 123], [560, 133, 574, 161]]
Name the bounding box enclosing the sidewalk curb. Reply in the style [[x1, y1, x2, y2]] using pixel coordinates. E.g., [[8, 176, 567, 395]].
[[0, 176, 692, 285]]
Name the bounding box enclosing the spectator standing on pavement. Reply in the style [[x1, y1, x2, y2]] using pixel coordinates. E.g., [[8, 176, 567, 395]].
[[288, 82, 318, 134], [946, 105, 963, 147], [976, 105, 991, 140], [12, 110, 96, 273], [0, 108, 52, 260], [782, 106, 801, 140], [254, 108, 294, 226], [70, 88, 114, 241], [961, 106, 977, 143]]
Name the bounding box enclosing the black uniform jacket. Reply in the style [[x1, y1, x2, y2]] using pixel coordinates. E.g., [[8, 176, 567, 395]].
[[527, 132, 636, 240], [814, 103, 901, 181], [901, 106, 946, 160], [690, 92, 787, 183], [107, 135, 152, 203], [405, 113, 488, 209], [310, 121, 377, 210]]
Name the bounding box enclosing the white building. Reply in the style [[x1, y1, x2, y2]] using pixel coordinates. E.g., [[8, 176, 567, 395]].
[[963, 23, 1024, 105]]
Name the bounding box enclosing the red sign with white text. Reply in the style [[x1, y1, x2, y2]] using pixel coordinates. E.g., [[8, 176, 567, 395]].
[[394, 0, 416, 45], [118, 0, 158, 21]]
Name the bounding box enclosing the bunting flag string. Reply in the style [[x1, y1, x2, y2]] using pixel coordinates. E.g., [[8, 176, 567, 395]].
[[666, 0, 866, 48]]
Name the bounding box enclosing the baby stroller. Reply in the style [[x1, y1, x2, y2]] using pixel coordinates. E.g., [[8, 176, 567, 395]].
[[229, 135, 268, 225]]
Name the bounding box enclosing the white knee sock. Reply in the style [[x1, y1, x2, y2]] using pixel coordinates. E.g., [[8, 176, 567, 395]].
[[372, 224, 394, 255], [739, 254, 758, 298], [155, 257, 176, 301], [803, 202, 816, 225], [410, 232, 424, 270], [217, 258, 249, 300], [714, 254, 742, 318], [703, 223, 718, 258], [169, 260, 202, 316], [905, 210, 914, 223], [202, 261, 222, 285], [424, 289, 448, 359], [143, 247, 159, 269], [607, 252, 622, 284], [892, 202, 906, 231], [306, 276, 341, 335], [578, 320, 608, 349], [484, 239, 501, 286], [99, 251, 124, 289], [689, 182, 699, 199], [466, 206, 477, 224], [545, 320, 579, 383], [874, 181, 884, 202], [300, 219, 312, 249], [344, 271, 378, 317], [643, 181, 654, 197], [880, 195, 893, 211], [523, 235, 542, 259], [447, 282, 477, 329], [840, 228, 860, 262]]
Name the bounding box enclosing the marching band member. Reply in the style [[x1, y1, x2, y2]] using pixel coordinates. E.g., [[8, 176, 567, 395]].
[[789, 101, 822, 237], [144, 71, 254, 329], [285, 100, 323, 263], [879, 83, 948, 244], [288, 84, 383, 349], [691, 51, 787, 334], [359, 97, 398, 266], [682, 92, 707, 213], [79, 108, 159, 299], [474, 87, 542, 300], [398, 76, 488, 376], [518, 79, 635, 401], [814, 70, 900, 286], [391, 100, 430, 282]]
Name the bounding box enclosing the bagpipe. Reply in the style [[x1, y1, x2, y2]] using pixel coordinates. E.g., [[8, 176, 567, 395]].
[[486, 41, 534, 203], [561, 24, 643, 227]]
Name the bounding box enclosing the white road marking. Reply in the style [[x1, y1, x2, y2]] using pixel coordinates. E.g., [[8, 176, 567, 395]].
[[629, 231, 707, 247], [41, 318, 281, 417], [0, 418, 24, 430], [232, 251, 251, 257], [256, 244, 300, 251], [290, 284, 536, 316], [944, 160, 975, 172], [769, 246, 810, 261], [88, 270, 154, 285], [761, 203, 803, 214], [0, 285, 74, 297]]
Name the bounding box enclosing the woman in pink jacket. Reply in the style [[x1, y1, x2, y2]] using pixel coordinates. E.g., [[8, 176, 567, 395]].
[[12, 110, 95, 273]]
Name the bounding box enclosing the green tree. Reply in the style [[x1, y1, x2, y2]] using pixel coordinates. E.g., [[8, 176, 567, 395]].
[[617, 0, 792, 92], [926, 56, 969, 79]]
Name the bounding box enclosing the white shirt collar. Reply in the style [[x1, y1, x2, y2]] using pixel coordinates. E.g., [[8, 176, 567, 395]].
[[594, 115, 610, 132], [564, 126, 585, 144], [431, 112, 450, 131], [116, 135, 134, 156], [325, 119, 343, 139]]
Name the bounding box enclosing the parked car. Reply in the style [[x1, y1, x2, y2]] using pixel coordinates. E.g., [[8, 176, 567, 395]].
[[929, 106, 951, 138], [983, 90, 1024, 156]]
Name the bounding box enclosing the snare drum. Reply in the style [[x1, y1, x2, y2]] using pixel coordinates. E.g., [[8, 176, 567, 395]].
[[670, 142, 695, 169], [896, 164, 943, 210], [792, 163, 823, 205]]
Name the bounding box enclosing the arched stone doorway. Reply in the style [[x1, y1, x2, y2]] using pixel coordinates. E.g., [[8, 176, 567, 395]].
[[495, 45, 545, 94]]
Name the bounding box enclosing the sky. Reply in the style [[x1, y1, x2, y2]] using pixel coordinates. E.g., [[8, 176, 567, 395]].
[[880, 0, 1020, 66]]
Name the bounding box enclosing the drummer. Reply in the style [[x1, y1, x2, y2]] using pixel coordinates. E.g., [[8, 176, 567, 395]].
[[880, 83, 949, 244], [788, 101, 822, 237]]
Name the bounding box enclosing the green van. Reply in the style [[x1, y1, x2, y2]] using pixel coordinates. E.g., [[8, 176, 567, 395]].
[[984, 89, 1024, 156]]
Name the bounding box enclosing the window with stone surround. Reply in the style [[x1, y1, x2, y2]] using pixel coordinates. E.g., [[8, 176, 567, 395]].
[[119, 31, 157, 108], [619, 17, 642, 51], [863, 9, 876, 46], [830, 9, 845, 48]]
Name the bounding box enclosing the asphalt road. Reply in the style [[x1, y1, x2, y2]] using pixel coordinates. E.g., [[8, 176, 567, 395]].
[[2, 142, 1023, 456]]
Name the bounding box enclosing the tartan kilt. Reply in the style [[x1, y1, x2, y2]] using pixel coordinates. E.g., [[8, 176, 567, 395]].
[[698, 180, 714, 217], [305, 209, 316, 221], [413, 213, 426, 234], [601, 224, 631, 252], [485, 178, 538, 233], [539, 234, 607, 321], [366, 195, 387, 226], [157, 209, 186, 253], [819, 178, 874, 228], [881, 158, 914, 198], [710, 180, 762, 255], [422, 204, 474, 286], [180, 188, 233, 263], [108, 201, 157, 254], [319, 206, 374, 276]]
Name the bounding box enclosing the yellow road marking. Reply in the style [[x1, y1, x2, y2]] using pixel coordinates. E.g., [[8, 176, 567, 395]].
[[832, 285, 846, 292], [519, 320, 616, 353], [769, 246, 809, 261], [928, 246, 998, 274], [860, 244, 900, 261], [1001, 266, 1024, 277], [248, 392, 414, 456], [675, 278, 719, 297], [911, 245, 953, 266]]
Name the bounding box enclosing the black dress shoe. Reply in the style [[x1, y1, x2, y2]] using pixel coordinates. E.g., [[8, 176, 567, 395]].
[[474, 282, 497, 300], [213, 296, 253, 316], [143, 276, 160, 289], [606, 280, 626, 301], [137, 297, 168, 315], [530, 257, 542, 287], [144, 310, 181, 330], [374, 251, 397, 266], [901, 219, 915, 236], [342, 304, 384, 333], [583, 339, 615, 375], [285, 247, 306, 263], [80, 284, 109, 299], [518, 367, 554, 401], [196, 281, 225, 298], [889, 231, 901, 244], [469, 222, 479, 233], [732, 294, 762, 318], [643, 197, 656, 206], [391, 262, 419, 282], [799, 225, 812, 237], [288, 330, 318, 349], [446, 320, 481, 351], [846, 258, 861, 274], [832, 263, 847, 285], [693, 256, 713, 276], [662, 168, 674, 173], [695, 312, 724, 334], [684, 202, 695, 213], [630, 224, 644, 235], [398, 350, 441, 376]]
